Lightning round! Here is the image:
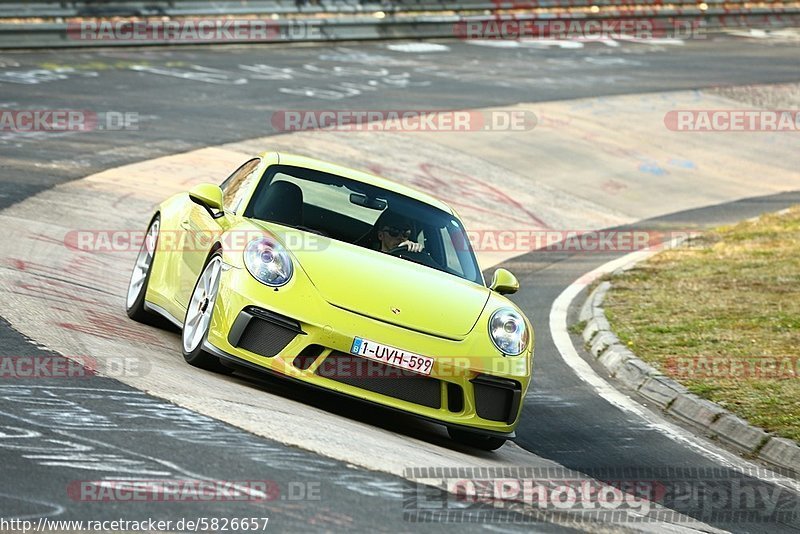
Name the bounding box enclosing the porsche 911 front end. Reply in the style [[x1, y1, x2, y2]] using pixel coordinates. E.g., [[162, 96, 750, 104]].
[[129, 152, 533, 450], [203, 221, 532, 448]]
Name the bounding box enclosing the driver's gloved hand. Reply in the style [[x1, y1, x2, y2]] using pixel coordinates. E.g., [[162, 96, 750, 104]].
[[400, 240, 423, 253]]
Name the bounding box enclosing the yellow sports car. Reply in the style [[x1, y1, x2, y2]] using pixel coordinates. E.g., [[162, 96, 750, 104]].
[[126, 152, 533, 450]]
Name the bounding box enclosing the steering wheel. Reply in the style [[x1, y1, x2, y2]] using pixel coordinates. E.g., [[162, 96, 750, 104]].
[[386, 244, 413, 256], [386, 245, 442, 270]]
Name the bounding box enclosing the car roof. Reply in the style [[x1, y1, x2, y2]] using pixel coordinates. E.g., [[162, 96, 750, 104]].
[[260, 151, 455, 215]]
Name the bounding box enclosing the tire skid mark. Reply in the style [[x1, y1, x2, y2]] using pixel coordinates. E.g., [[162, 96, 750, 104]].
[[5, 257, 120, 297], [0, 492, 65, 522], [366, 160, 550, 229], [0, 385, 458, 531]]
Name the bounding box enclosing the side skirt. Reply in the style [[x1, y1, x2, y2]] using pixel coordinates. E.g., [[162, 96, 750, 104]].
[[144, 301, 184, 329]]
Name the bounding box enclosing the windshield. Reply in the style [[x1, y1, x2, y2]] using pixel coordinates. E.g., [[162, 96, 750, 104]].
[[242, 164, 483, 285]]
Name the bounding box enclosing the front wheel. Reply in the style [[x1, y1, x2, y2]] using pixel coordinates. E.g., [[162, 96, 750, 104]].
[[126, 216, 160, 323], [448, 427, 506, 451], [182, 252, 232, 374]]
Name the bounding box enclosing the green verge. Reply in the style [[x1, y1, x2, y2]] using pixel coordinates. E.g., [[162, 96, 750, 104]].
[[604, 206, 800, 442]]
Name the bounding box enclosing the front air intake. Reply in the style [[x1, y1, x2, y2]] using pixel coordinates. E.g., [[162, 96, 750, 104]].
[[228, 307, 303, 358]]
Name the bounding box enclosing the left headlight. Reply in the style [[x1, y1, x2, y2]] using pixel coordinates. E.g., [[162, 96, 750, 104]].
[[489, 308, 529, 356], [244, 237, 293, 287]]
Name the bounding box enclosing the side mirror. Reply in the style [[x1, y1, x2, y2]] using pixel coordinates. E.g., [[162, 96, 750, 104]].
[[188, 183, 224, 212], [489, 268, 519, 295]]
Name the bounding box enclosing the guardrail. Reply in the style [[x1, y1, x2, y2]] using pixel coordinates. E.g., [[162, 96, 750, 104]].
[[0, 1, 798, 48], [5, 1, 487, 19], [2, 0, 800, 18]]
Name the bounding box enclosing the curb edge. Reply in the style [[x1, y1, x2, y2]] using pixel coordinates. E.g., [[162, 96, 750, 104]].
[[578, 262, 800, 476]]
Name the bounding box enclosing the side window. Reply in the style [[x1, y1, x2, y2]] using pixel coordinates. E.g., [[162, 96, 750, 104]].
[[221, 158, 261, 213]]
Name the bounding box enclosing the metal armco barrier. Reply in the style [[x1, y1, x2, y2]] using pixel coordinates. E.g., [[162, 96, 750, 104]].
[[0, 1, 798, 48], [2, 0, 799, 18]]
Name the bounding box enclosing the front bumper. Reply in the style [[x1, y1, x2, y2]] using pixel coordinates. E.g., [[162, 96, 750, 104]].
[[206, 265, 532, 436]]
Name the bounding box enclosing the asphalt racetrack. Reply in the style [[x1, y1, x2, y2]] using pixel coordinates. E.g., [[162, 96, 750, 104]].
[[1, 33, 800, 532]]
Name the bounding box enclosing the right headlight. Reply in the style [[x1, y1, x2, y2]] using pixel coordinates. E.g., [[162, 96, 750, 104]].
[[489, 308, 529, 356], [244, 237, 293, 287]]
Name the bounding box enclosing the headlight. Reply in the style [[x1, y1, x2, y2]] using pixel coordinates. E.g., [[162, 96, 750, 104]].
[[244, 237, 293, 287], [489, 308, 529, 356]]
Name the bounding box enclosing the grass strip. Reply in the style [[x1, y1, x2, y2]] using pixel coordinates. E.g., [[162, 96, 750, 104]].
[[604, 206, 800, 441]]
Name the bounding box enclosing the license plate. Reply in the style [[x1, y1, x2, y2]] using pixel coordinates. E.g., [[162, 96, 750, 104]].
[[350, 337, 434, 376]]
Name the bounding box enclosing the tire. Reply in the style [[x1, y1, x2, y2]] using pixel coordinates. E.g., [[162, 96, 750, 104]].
[[181, 251, 233, 374], [448, 427, 507, 451], [126, 215, 161, 324]]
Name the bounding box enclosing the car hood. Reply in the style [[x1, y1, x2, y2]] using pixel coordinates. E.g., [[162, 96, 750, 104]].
[[258, 225, 490, 339]]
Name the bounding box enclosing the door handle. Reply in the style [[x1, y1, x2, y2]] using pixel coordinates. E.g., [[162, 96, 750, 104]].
[[180, 219, 191, 230]]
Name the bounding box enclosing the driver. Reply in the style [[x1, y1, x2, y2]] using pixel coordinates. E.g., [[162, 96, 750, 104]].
[[374, 211, 423, 253]]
